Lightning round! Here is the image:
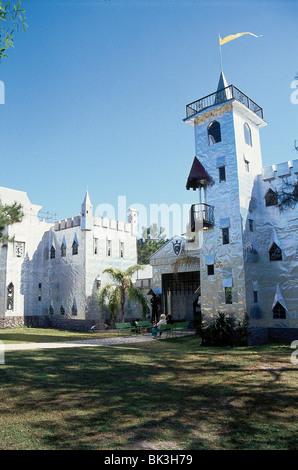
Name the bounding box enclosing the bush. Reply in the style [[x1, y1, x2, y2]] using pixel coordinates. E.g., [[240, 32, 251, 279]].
[[201, 312, 234, 347]]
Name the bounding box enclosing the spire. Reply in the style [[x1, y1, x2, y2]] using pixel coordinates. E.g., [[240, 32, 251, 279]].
[[82, 190, 92, 207], [217, 71, 229, 91], [81, 190, 93, 231], [214, 71, 232, 104]]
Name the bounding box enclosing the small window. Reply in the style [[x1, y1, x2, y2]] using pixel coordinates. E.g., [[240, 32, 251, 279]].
[[244, 123, 252, 146], [269, 243, 282, 261], [208, 120, 221, 145], [50, 246, 55, 259], [61, 243, 66, 257], [38, 296, 42, 302], [7, 282, 14, 310], [72, 305, 78, 316], [218, 166, 226, 182], [244, 158, 250, 172], [273, 302, 286, 319], [225, 287, 232, 304], [207, 264, 214, 276], [72, 241, 78, 255], [49, 305, 54, 315], [222, 227, 229, 245], [265, 188, 278, 207], [60, 305, 65, 315], [107, 240, 111, 257], [120, 242, 124, 258], [94, 238, 98, 255], [253, 291, 258, 303], [249, 219, 254, 232]]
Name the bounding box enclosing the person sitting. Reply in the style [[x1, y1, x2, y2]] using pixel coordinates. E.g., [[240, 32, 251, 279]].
[[152, 314, 167, 338], [166, 313, 174, 324]]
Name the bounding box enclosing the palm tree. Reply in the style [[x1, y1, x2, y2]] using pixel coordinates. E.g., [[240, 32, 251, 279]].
[[98, 265, 149, 323]]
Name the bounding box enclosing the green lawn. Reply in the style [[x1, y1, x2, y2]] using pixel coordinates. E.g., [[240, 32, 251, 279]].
[[0, 327, 118, 344], [0, 333, 297, 450]]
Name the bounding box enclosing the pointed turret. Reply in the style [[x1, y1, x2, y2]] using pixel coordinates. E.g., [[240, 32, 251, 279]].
[[214, 71, 232, 104], [81, 191, 93, 231]]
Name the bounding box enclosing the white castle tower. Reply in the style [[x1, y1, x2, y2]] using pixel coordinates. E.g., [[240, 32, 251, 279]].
[[184, 72, 267, 325]]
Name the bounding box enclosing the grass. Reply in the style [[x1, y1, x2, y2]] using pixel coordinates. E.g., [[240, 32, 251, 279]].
[[0, 327, 118, 344], [0, 330, 297, 450]]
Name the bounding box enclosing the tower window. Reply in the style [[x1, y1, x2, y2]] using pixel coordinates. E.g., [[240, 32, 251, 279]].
[[269, 242, 282, 261], [273, 302, 286, 319], [208, 120, 221, 145], [225, 287, 232, 304], [244, 123, 252, 146], [50, 246, 55, 259], [253, 291, 258, 303], [265, 188, 278, 207], [244, 158, 250, 172], [94, 238, 98, 255], [218, 166, 226, 182], [60, 305, 65, 315], [49, 305, 54, 315], [249, 219, 254, 232], [222, 228, 230, 245], [207, 264, 214, 276]]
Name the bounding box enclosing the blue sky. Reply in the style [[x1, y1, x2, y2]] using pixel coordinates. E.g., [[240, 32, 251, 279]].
[[0, 0, 297, 236]]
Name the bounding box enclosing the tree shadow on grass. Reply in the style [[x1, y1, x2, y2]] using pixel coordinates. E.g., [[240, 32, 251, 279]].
[[0, 338, 297, 450]]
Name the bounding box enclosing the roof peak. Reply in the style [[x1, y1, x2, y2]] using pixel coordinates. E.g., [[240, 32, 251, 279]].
[[217, 71, 229, 91]]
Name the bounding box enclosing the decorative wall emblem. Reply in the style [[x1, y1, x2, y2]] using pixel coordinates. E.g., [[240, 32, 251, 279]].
[[172, 239, 182, 256]]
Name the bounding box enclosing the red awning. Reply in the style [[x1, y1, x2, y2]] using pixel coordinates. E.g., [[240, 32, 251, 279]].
[[186, 157, 213, 190]]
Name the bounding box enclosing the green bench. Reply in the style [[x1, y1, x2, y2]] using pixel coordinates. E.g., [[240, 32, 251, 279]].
[[157, 321, 190, 337], [136, 320, 151, 333], [115, 322, 137, 335], [173, 321, 190, 335]]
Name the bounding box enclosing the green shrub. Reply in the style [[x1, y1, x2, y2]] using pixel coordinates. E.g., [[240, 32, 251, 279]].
[[201, 311, 234, 347]]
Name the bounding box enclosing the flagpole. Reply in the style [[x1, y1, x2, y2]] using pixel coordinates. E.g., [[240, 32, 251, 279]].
[[219, 33, 223, 73]]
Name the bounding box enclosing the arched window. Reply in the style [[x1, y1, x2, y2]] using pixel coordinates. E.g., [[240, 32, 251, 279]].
[[7, 282, 14, 310], [72, 304, 77, 316], [269, 242, 282, 261], [61, 242, 66, 257], [60, 305, 65, 315], [50, 245, 56, 259], [72, 241, 78, 255], [244, 123, 252, 146], [265, 188, 278, 207], [207, 120, 221, 145], [49, 305, 54, 314], [273, 302, 286, 319]]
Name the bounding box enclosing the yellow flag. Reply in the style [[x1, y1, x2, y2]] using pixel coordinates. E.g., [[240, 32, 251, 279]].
[[219, 32, 262, 46]]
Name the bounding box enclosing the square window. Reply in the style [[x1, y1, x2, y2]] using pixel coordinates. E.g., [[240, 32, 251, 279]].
[[207, 264, 214, 276], [219, 166, 226, 182], [225, 287, 232, 304], [222, 228, 229, 245]]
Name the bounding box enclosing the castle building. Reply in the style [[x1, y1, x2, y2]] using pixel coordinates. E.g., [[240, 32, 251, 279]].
[[0, 187, 139, 329], [150, 73, 298, 344]]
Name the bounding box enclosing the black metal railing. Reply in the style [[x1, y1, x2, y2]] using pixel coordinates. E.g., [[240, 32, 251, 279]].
[[190, 203, 215, 230], [185, 85, 263, 120]]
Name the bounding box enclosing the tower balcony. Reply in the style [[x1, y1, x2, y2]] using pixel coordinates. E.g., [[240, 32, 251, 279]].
[[190, 203, 215, 231], [184, 84, 264, 121]]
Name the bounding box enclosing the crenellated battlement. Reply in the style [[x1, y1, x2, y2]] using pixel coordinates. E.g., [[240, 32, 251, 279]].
[[262, 159, 298, 181]]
